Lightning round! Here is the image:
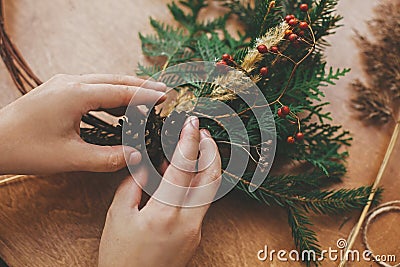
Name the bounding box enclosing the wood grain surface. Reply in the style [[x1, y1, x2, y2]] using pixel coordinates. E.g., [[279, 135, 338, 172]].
[[0, 0, 399, 266]]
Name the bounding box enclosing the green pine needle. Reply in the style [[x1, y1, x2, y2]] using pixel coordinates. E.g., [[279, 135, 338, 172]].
[[136, 0, 382, 265]]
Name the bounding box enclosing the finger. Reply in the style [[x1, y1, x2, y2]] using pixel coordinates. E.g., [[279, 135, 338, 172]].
[[103, 107, 128, 117], [103, 105, 148, 118], [158, 160, 169, 175], [75, 74, 167, 91], [110, 173, 145, 212], [102, 106, 136, 118], [71, 141, 142, 172], [184, 129, 222, 210], [151, 116, 200, 206], [80, 84, 166, 111], [190, 130, 221, 188]]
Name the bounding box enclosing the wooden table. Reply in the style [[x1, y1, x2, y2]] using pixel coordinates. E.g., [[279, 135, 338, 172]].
[[1, 0, 399, 266]]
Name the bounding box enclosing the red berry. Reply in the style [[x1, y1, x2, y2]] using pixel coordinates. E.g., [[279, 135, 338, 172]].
[[287, 136, 296, 144], [288, 19, 298, 26], [257, 44, 268, 54], [285, 30, 293, 36], [222, 54, 231, 61], [288, 33, 298, 42], [278, 108, 286, 118], [300, 4, 309, 12], [299, 21, 309, 30], [296, 132, 304, 141], [216, 60, 229, 73], [281, 106, 291, 115], [216, 60, 227, 66], [285, 14, 295, 23], [270, 46, 279, 53], [298, 30, 305, 36], [260, 67, 269, 76]]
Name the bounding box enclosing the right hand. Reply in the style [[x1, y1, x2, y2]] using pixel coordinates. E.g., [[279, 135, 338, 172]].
[[98, 116, 222, 267]]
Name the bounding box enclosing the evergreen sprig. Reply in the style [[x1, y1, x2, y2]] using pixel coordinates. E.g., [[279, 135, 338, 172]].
[[288, 205, 322, 261]]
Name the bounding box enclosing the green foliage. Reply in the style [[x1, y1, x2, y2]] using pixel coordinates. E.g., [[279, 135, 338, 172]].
[[220, 0, 283, 39], [288, 206, 321, 263], [135, 0, 380, 265]]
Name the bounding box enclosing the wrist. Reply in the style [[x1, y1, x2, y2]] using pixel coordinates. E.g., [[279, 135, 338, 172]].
[[0, 106, 19, 174]]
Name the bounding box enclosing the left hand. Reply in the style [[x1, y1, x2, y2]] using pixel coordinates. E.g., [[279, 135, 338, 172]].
[[0, 74, 166, 174]]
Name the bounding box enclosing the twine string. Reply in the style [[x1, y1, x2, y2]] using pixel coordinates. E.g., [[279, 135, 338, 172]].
[[360, 200, 400, 267]]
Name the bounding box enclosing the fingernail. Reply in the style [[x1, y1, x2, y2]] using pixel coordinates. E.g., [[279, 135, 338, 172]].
[[201, 129, 211, 137], [129, 152, 142, 165], [143, 79, 165, 87], [157, 82, 167, 88], [156, 92, 167, 105], [190, 116, 199, 129]]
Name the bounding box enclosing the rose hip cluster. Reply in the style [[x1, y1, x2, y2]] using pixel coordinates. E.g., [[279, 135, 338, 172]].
[[216, 3, 310, 144], [277, 105, 304, 144], [284, 4, 310, 46], [216, 53, 233, 71]]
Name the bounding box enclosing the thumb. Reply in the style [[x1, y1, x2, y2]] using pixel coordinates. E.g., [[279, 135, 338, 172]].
[[110, 175, 143, 212], [72, 142, 142, 172], [110, 166, 148, 211]]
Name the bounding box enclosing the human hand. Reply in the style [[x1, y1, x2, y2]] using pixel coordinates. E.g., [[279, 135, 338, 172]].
[[98, 116, 222, 267], [0, 74, 166, 174]]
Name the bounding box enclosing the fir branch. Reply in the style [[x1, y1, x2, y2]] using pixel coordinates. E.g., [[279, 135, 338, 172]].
[[225, 170, 380, 215], [137, 64, 163, 78], [168, 0, 207, 33], [308, 0, 343, 43], [219, 0, 283, 40], [300, 187, 382, 215], [139, 18, 190, 62], [196, 34, 229, 62], [322, 67, 350, 85], [287, 205, 321, 266]]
